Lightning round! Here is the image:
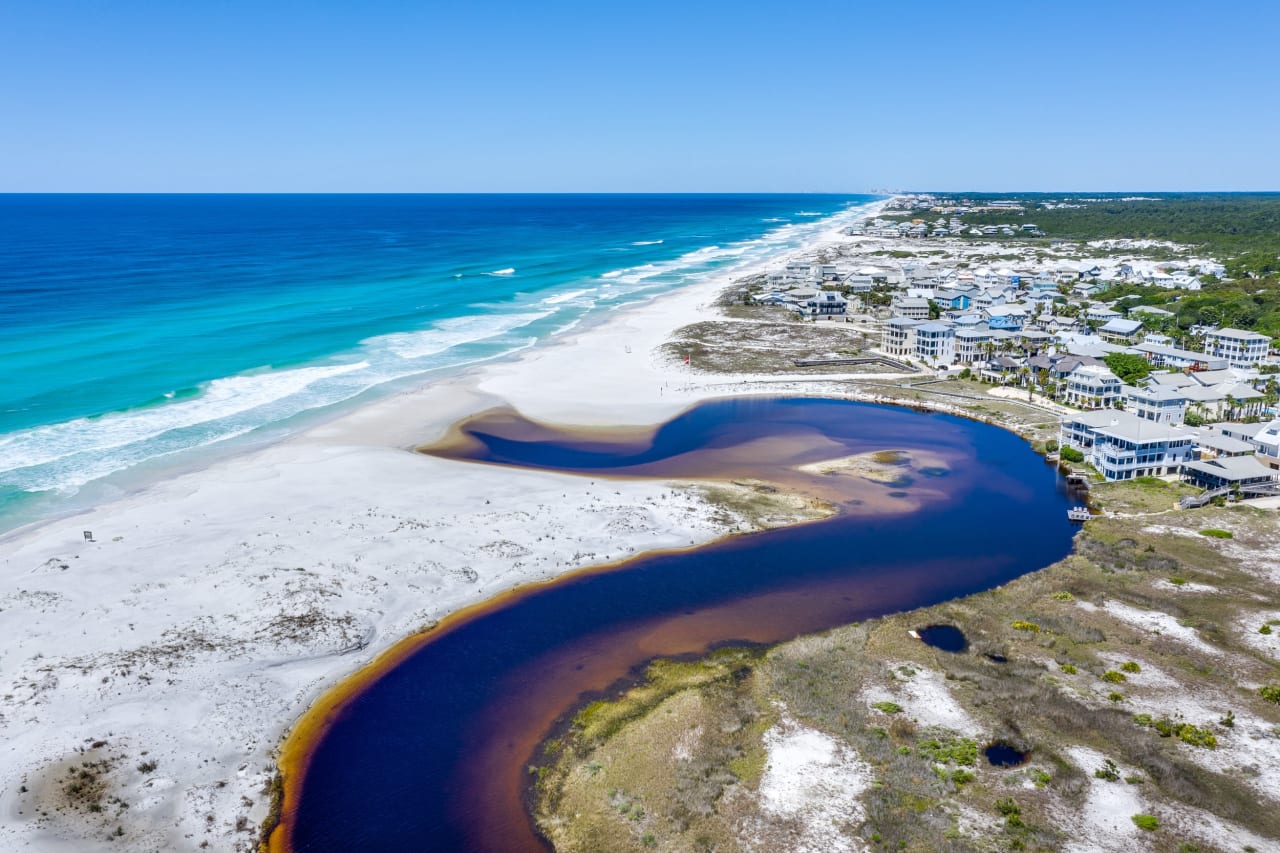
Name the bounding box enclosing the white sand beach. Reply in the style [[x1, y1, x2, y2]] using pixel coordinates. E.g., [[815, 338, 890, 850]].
[[0, 205, 891, 851]]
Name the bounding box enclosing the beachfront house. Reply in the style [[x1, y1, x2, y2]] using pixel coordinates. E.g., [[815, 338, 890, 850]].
[[954, 328, 994, 364], [1181, 455, 1278, 491], [1202, 328, 1272, 367], [881, 317, 921, 359], [1062, 364, 1123, 409], [1123, 383, 1188, 425], [1254, 419, 1280, 470], [1059, 411, 1193, 481], [799, 291, 848, 319], [1191, 431, 1258, 461], [913, 322, 956, 367]]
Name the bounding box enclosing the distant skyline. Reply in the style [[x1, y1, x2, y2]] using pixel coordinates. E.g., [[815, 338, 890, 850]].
[[3, 1, 1278, 192]]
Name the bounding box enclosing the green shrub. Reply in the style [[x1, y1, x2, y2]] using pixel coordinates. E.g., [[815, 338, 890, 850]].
[[1133, 714, 1217, 747], [1178, 725, 1217, 748], [1011, 620, 1041, 633], [872, 701, 903, 714], [1199, 528, 1233, 539], [1051, 591, 1074, 601], [995, 797, 1024, 827], [1094, 759, 1120, 781], [1131, 814, 1159, 831], [919, 737, 978, 766], [1107, 692, 1125, 702], [1102, 670, 1127, 684], [951, 768, 975, 785], [1060, 663, 1078, 674], [1260, 685, 1280, 704], [1261, 624, 1273, 635], [1060, 446, 1084, 463], [1120, 661, 1141, 673]]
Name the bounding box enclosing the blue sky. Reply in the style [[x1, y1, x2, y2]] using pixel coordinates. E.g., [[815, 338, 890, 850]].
[[2, 1, 1277, 191]]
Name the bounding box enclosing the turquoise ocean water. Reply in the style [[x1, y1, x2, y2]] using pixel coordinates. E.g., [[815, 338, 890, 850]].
[[0, 194, 876, 531]]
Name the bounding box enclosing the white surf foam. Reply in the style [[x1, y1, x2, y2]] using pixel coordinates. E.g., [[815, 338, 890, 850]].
[[487, 267, 516, 276], [369, 311, 553, 360], [631, 239, 664, 245], [0, 361, 370, 475], [540, 288, 596, 305]]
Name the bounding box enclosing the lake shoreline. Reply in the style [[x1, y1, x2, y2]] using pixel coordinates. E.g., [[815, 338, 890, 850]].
[[1, 200, 909, 852]]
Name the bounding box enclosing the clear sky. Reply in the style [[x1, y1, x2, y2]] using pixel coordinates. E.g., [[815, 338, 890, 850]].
[[2, 1, 1278, 192]]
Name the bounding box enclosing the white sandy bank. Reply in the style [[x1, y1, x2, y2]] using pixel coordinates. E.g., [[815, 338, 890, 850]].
[[0, 206, 887, 851]]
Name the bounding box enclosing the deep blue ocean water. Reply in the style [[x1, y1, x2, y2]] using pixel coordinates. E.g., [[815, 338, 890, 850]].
[[0, 193, 875, 530]]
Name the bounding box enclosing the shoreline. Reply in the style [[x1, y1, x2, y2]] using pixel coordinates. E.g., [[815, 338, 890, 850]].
[[0, 200, 893, 852], [0, 197, 882, 542]]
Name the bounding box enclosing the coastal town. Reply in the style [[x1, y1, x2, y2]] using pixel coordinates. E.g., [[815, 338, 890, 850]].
[[743, 195, 1280, 501], [4, 195, 1280, 853]]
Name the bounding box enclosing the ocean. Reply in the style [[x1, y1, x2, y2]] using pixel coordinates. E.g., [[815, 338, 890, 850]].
[[0, 193, 877, 531]]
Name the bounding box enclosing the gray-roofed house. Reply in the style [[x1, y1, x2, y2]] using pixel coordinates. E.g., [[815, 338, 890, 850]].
[[1254, 419, 1280, 471], [1059, 410, 1193, 481], [1203, 328, 1272, 367], [913, 322, 956, 366], [1132, 342, 1227, 372], [1181, 455, 1278, 490], [1099, 317, 1144, 345], [1191, 431, 1258, 460], [1063, 364, 1123, 409], [800, 291, 848, 319], [1124, 384, 1188, 425]]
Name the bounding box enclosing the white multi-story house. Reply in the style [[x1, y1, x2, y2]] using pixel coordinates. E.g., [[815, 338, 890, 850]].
[[1059, 411, 1194, 481], [881, 317, 920, 358], [913, 322, 956, 366], [1062, 364, 1123, 409], [1254, 418, 1280, 470], [1123, 384, 1188, 425], [1202, 328, 1272, 366], [895, 298, 932, 320], [954, 328, 995, 364], [1131, 342, 1227, 372]]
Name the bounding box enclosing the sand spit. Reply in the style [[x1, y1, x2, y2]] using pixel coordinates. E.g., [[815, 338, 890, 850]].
[[0, 205, 890, 851]]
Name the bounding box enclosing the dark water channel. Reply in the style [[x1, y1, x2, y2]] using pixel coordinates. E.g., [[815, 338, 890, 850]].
[[278, 398, 1077, 852]]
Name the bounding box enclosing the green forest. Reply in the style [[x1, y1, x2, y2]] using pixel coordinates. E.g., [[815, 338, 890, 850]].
[[931, 194, 1280, 341], [946, 193, 1280, 257]]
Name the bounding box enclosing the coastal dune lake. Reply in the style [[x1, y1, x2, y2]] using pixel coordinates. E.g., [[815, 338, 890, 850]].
[[274, 398, 1077, 852]]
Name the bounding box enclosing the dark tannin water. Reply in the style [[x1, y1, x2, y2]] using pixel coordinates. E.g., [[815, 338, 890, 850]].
[[984, 742, 1031, 767], [278, 398, 1077, 852], [915, 624, 969, 653]]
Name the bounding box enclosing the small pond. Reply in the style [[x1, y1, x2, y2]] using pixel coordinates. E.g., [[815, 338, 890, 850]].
[[914, 624, 968, 653], [984, 741, 1030, 767]]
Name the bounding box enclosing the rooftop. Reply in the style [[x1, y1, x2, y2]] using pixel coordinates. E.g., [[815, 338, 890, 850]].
[[1183, 455, 1277, 483]]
